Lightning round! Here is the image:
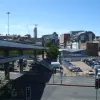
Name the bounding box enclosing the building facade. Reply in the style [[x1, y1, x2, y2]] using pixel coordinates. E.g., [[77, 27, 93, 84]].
[[86, 42, 99, 56], [70, 31, 95, 42], [42, 32, 59, 46], [59, 33, 70, 48], [34, 26, 37, 39]]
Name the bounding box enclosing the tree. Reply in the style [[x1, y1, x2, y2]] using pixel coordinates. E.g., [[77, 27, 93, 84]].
[[45, 40, 59, 59], [44, 40, 52, 47]]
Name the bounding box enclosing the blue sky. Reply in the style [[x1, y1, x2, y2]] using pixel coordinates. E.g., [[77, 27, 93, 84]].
[[0, 0, 100, 37]]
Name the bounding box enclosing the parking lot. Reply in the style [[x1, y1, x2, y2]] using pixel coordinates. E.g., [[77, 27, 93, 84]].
[[61, 58, 100, 76]]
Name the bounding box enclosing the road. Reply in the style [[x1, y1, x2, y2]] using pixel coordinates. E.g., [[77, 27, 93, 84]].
[[0, 72, 23, 79], [41, 85, 100, 100], [49, 75, 95, 85], [0, 61, 31, 80]]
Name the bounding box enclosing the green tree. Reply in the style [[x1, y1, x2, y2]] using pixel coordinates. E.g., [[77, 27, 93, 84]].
[[45, 40, 59, 59], [45, 40, 52, 47]]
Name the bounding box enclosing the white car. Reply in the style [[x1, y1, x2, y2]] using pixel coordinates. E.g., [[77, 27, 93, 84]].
[[88, 70, 95, 76]]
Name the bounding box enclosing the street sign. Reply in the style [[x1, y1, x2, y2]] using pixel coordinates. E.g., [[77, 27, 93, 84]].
[[60, 72, 63, 75]]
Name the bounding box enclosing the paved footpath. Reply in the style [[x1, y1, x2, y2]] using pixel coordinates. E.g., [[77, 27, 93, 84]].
[[49, 75, 95, 85]]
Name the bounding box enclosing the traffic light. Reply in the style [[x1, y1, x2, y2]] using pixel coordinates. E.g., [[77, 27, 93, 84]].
[[95, 78, 100, 89], [26, 87, 31, 99]]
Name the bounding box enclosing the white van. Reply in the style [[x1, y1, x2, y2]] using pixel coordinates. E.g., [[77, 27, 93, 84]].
[[51, 62, 61, 73], [51, 62, 61, 69]]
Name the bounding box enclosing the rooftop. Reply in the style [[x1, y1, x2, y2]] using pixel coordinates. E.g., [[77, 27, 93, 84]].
[[59, 48, 85, 53], [0, 40, 46, 50]]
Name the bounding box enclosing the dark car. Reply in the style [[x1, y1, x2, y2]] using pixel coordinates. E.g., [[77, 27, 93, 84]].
[[82, 59, 89, 63], [72, 67, 83, 72]]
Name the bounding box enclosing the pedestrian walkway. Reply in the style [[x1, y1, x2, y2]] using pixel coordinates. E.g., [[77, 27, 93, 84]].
[[49, 76, 95, 85]]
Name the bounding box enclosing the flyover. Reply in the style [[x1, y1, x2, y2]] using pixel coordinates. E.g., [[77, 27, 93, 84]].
[[0, 40, 46, 79]]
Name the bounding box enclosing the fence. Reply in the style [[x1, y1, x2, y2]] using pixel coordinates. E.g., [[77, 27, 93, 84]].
[[62, 56, 100, 61]]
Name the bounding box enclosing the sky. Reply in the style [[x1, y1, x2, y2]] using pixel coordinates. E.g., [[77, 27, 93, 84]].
[[0, 0, 100, 37]]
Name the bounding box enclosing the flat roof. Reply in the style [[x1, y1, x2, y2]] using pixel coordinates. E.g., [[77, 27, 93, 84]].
[[0, 40, 46, 50], [0, 55, 29, 63], [59, 49, 85, 53]]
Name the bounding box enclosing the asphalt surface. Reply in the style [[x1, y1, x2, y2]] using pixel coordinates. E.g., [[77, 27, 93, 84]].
[[49, 75, 95, 85], [0, 60, 31, 80], [0, 72, 23, 80], [41, 85, 100, 100], [0, 59, 99, 100]]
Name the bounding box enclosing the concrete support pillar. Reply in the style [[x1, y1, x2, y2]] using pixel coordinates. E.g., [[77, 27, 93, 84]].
[[42, 37, 44, 60], [42, 50, 44, 60], [4, 63, 9, 79], [34, 50, 37, 61], [19, 59, 23, 73], [19, 50, 23, 73], [4, 50, 10, 80], [12, 61, 14, 72]]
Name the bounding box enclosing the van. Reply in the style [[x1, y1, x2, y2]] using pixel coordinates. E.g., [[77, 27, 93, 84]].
[[51, 62, 61, 69]]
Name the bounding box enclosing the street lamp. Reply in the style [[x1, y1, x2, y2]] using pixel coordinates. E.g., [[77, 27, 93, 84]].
[[6, 12, 10, 38]]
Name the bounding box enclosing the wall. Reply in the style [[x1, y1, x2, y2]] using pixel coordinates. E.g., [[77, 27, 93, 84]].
[[79, 42, 87, 49], [86, 42, 99, 56], [59, 33, 70, 48], [64, 34, 70, 41], [59, 34, 64, 44], [72, 42, 79, 49]]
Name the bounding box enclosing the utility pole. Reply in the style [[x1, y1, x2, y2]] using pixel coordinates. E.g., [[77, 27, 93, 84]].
[[6, 12, 10, 40]]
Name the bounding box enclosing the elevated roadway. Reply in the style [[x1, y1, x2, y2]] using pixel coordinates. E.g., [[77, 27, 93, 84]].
[[0, 40, 46, 79]]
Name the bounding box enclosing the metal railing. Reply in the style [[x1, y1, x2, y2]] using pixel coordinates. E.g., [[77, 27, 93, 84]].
[[63, 56, 100, 61]]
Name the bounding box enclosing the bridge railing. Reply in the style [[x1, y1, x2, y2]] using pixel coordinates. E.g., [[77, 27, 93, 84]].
[[63, 56, 100, 61]]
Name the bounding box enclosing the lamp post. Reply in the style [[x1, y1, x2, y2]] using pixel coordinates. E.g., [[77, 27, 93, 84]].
[[6, 12, 10, 39]]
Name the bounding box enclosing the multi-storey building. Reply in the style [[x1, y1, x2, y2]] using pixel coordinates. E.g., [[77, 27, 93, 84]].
[[42, 32, 59, 46], [70, 31, 95, 42], [59, 33, 70, 48]]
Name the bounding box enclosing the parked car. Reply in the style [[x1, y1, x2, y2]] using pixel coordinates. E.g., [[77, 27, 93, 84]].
[[72, 67, 82, 72], [91, 62, 99, 68], [87, 70, 95, 76], [68, 66, 75, 71], [51, 62, 61, 69], [93, 65, 100, 69]]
